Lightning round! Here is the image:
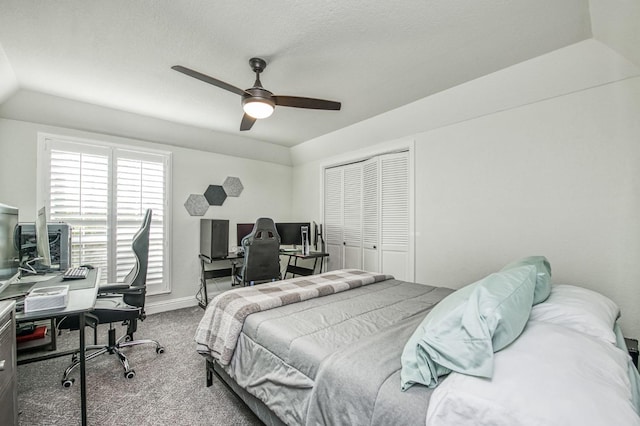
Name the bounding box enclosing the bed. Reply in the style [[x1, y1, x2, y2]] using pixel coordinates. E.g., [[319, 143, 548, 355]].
[[195, 262, 640, 426]]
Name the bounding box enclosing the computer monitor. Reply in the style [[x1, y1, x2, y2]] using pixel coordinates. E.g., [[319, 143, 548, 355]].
[[35, 206, 52, 268], [236, 223, 255, 247], [0, 203, 20, 292], [275, 222, 311, 246]]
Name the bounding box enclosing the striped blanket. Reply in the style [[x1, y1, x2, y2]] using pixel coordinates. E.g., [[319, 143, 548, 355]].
[[195, 269, 393, 365]]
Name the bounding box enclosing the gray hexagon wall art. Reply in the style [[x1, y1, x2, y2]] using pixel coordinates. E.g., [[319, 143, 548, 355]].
[[184, 194, 209, 216], [204, 185, 227, 206], [184, 176, 244, 215], [222, 176, 243, 197]]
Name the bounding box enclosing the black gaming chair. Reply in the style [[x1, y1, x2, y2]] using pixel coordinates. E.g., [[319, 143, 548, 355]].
[[60, 209, 164, 386], [235, 218, 282, 286]]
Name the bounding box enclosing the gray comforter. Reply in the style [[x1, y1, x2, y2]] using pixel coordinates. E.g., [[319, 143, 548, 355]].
[[220, 278, 453, 425]]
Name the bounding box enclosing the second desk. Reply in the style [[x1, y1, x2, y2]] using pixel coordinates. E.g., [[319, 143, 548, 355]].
[[281, 251, 329, 278]]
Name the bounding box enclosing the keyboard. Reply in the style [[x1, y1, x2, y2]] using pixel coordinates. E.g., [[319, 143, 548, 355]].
[[62, 267, 89, 280], [280, 248, 301, 253]]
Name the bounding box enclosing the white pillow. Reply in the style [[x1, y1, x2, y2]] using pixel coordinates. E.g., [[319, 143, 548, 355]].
[[528, 284, 619, 344], [426, 321, 638, 426]]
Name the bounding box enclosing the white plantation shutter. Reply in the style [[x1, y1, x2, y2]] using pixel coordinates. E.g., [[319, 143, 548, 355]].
[[115, 153, 165, 287], [43, 137, 170, 293], [49, 144, 110, 281]]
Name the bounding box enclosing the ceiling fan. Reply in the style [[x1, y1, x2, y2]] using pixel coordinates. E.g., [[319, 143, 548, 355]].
[[172, 58, 342, 131]]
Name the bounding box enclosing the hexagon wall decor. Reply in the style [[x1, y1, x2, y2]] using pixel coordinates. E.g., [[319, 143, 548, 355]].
[[222, 176, 243, 197], [204, 185, 227, 206], [184, 176, 244, 215], [184, 194, 209, 216]]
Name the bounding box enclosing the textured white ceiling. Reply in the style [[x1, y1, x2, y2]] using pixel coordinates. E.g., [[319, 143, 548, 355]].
[[0, 0, 592, 147]]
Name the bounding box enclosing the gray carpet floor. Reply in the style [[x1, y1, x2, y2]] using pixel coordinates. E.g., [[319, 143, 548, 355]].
[[16, 281, 263, 425]]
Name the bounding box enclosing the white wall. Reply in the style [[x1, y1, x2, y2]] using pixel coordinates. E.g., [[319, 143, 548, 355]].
[[0, 118, 293, 311], [290, 41, 640, 338], [415, 77, 640, 321], [290, 40, 639, 165], [590, 0, 640, 68], [0, 43, 17, 104]]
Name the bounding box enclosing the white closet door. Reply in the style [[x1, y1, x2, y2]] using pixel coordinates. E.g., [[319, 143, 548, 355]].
[[324, 167, 343, 271], [380, 152, 411, 280], [362, 158, 379, 272], [342, 163, 363, 270]]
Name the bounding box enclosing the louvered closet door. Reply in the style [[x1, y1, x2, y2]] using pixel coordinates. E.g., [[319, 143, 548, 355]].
[[362, 158, 379, 272], [379, 152, 410, 281], [324, 167, 343, 271], [342, 163, 363, 270]]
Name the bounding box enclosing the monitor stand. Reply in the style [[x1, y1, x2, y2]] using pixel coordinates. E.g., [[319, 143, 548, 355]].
[[19, 257, 49, 276]]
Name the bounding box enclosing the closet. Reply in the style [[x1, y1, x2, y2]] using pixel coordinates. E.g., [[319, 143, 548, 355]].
[[323, 151, 413, 281]]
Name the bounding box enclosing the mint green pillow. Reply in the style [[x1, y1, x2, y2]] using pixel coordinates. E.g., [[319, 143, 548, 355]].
[[501, 256, 551, 305], [400, 265, 536, 390]]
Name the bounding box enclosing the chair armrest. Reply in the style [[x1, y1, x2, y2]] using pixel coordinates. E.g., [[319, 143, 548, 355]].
[[97, 284, 144, 297], [98, 283, 130, 293]]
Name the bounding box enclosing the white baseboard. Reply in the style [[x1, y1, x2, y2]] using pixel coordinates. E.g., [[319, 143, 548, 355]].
[[145, 296, 199, 315]]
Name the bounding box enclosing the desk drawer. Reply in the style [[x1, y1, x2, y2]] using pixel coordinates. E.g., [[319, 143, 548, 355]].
[[0, 313, 16, 392], [0, 316, 15, 399], [0, 305, 17, 426], [0, 379, 16, 426]]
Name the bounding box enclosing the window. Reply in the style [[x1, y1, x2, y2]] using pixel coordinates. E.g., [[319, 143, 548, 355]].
[[39, 135, 171, 294]]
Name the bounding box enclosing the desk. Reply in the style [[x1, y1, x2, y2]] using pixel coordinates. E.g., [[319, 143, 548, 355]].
[[282, 251, 329, 278], [198, 254, 243, 309], [9, 270, 99, 426], [197, 251, 329, 307]]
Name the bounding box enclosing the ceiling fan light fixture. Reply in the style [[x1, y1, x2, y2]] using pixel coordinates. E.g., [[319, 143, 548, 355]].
[[172, 59, 341, 131], [242, 98, 275, 119]]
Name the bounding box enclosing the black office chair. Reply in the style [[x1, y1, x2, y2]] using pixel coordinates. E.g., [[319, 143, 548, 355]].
[[235, 218, 282, 286], [59, 209, 164, 386]]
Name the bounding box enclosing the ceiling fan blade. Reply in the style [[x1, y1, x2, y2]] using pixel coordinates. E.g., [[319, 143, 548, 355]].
[[274, 96, 341, 111], [240, 113, 256, 131], [171, 65, 248, 97]]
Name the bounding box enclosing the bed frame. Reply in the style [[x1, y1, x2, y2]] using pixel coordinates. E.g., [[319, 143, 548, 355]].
[[207, 358, 285, 426]]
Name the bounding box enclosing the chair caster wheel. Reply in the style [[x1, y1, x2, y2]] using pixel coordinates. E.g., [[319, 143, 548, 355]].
[[124, 370, 136, 379], [62, 379, 75, 388], [156, 346, 165, 354]]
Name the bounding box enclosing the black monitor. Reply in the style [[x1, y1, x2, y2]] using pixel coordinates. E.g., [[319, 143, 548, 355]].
[[236, 223, 255, 247], [275, 222, 311, 246]]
